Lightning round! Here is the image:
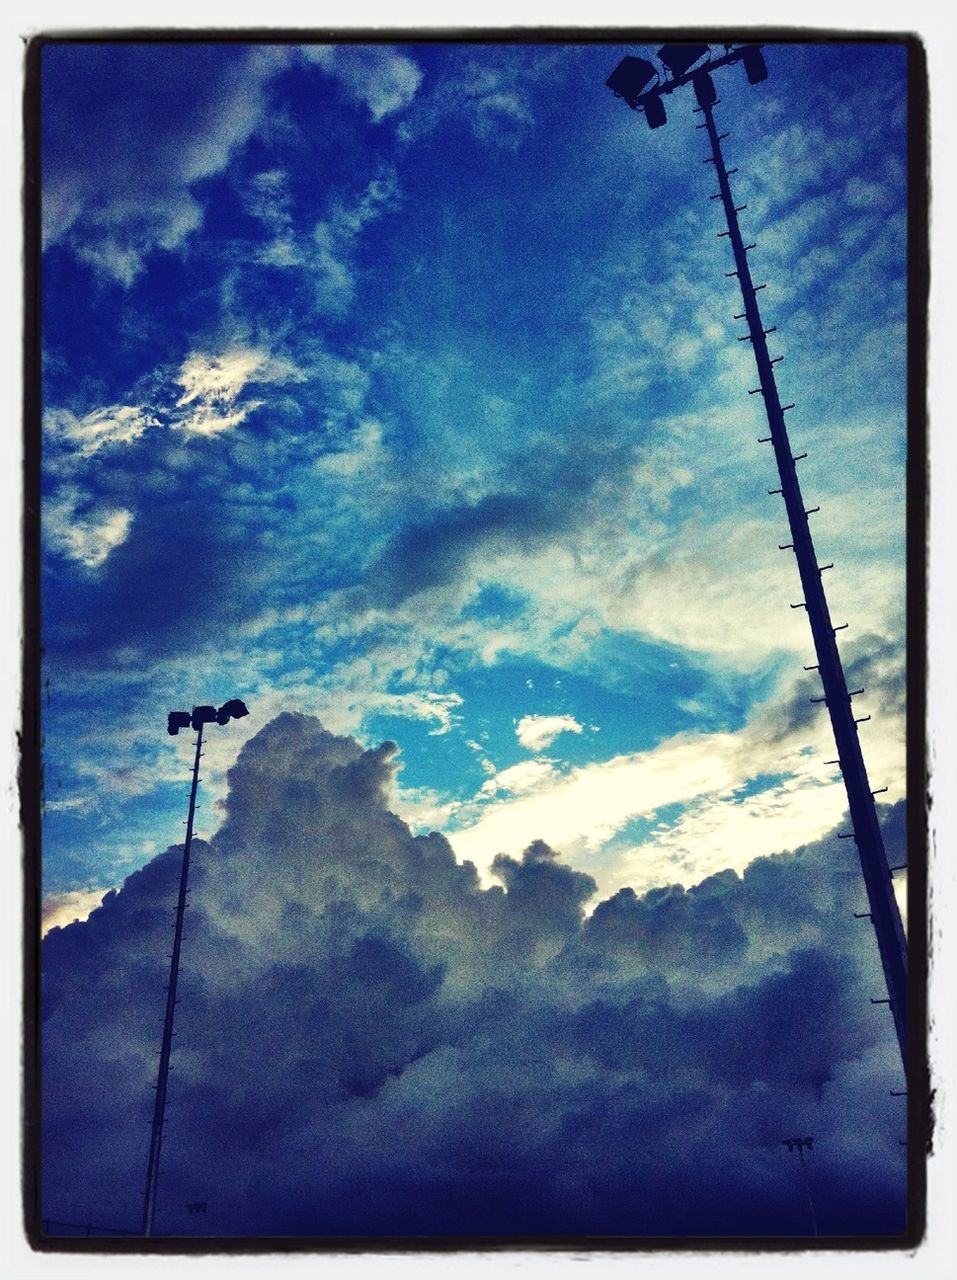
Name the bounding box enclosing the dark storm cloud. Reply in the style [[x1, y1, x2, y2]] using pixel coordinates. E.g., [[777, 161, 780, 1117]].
[[42, 714, 907, 1238], [366, 433, 641, 607]]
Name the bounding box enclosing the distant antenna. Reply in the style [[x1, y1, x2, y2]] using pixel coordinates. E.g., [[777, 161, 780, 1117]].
[[605, 44, 907, 1077], [141, 699, 249, 1238]]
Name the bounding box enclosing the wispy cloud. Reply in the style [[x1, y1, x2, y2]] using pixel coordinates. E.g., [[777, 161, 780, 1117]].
[[44, 45, 290, 284], [174, 347, 303, 435], [44, 485, 133, 570], [302, 46, 423, 122]]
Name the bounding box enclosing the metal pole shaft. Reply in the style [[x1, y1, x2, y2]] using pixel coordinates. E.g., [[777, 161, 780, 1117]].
[[699, 99, 907, 1070], [797, 1146, 819, 1237], [141, 721, 204, 1236]]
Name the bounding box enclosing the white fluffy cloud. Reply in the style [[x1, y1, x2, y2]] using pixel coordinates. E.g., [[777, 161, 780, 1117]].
[[515, 713, 584, 752]]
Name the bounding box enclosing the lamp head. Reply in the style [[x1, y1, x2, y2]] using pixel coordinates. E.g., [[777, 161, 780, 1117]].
[[606, 56, 659, 107], [657, 43, 711, 78], [167, 710, 191, 736], [217, 698, 249, 724]]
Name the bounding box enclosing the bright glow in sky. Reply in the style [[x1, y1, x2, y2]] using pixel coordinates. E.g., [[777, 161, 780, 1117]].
[[40, 40, 907, 927]]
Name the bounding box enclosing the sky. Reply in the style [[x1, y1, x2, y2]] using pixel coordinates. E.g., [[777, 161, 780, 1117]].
[[37, 37, 912, 1239]]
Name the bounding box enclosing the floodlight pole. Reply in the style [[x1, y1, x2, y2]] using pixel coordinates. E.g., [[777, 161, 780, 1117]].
[[141, 722, 204, 1237], [697, 95, 908, 1070]]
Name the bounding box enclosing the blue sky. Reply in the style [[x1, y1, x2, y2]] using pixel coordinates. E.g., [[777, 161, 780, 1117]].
[[40, 39, 907, 927]]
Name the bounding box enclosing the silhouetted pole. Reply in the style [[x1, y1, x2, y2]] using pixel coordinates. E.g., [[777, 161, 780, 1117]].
[[141, 721, 204, 1238], [141, 698, 248, 1237], [782, 1137, 818, 1235], [605, 46, 907, 1076], [698, 98, 907, 1070]]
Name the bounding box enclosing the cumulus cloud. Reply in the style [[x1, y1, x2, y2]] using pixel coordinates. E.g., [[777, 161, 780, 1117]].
[[41, 887, 112, 934], [515, 713, 584, 752], [42, 714, 906, 1239]]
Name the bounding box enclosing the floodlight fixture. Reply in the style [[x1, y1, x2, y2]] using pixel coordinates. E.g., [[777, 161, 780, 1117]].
[[168, 700, 249, 733], [167, 710, 191, 736], [741, 46, 769, 84], [190, 704, 218, 729], [657, 43, 711, 78], [605, 56, 659, 108], [642, 94, 668, 129], [216, 698, 249, 725], [692, 71, 718, 108]]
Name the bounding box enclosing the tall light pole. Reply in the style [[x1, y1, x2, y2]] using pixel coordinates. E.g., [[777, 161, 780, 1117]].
[[782, 1136, 819, 1235], [606, 44, 908, 1075], [140, 698, 249, 1238]]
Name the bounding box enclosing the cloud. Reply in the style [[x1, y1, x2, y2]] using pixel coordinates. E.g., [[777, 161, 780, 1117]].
[[515, 714, 584, 752], [44, 485, 134, 570], [43, 45, 289, 284], [311, 171, 401, 315], [45, 404, 159, 456], [302, 47, 423, 122], [480, 758, 557, 796], [41, 887, 112, 934], [448, 664, 906, 897], [397, 50, 543, 150], [41, 713, 906, 1238], [174, 347, 304, 436]]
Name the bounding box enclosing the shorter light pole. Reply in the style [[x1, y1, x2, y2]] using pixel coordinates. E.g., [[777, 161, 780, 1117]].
[[782, 1135, 818, 1236], [141, 698, 249, 1238]]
